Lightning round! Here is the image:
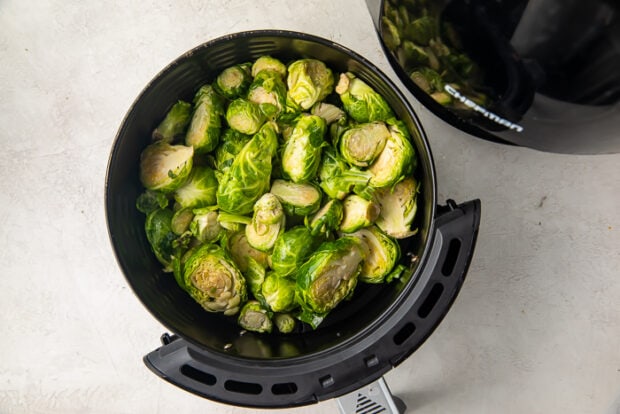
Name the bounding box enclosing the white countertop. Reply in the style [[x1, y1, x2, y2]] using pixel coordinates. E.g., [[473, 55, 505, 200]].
[[1, 1, 619, 413]]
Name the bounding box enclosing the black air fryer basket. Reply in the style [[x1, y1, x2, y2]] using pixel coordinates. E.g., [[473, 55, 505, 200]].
[[105, 30, 480, 410]]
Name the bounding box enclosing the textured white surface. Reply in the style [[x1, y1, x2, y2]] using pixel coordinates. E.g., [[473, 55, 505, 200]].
[[1, 1, 619, 413]]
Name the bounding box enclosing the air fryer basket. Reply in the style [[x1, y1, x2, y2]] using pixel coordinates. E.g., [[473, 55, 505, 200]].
[[105, 30, 480, 408]]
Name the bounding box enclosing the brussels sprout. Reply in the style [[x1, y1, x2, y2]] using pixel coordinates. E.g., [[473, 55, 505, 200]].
[[225, 98, 266, 135], [152, 100, 192, 143], [216, 212, 252, 233], [251, 56, 287, 78], [281, 114, 326, 183], [214, 63, 252, 99], [318, 147, 372, 200], [244, 256, 267, 301], [183, 243, 247, 315], [339, 122, 390, 167], [306, 199, 344, 237], [381, 16, 401, 50], [348, 225, 401, 283], [139, 141, 193, 193], [145, 208, 177, 270], [245, 193, 285, 252], [189, 208, 223, 243], [410, 67, 443, 94], [431, 91, 452, 105], [271, 226, 320, 277], [185, 85, 224, 153], [368, 120, 416, 188], [214, 129, 251, 174], [136, 190, 169, 214], [262, 273, 297, 313], [270, 179, 322, 217], [217, 121, 279, 214], [374, 176, 420, 239], [171, 207, 194, 235], [274, 313, 296, 334], [396, 40, 429, 68], [173, 165, 218, 208], [339, 194, 380, 233], [295, 237, 365, 328], [227, 231, 270, 274], [287, 59, 334, 110], [404, 16, 437, 46], [238, 300, 272, 333], [247, 70, 287, 118], [311, 102, 346, 125], [335, 72, 394, 123]]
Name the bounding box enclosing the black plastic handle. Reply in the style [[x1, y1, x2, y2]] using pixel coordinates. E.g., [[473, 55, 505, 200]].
[[143, 199, 480, 408]]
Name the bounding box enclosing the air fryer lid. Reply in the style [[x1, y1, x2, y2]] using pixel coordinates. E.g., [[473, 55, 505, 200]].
[[105, 31, 481, 408]]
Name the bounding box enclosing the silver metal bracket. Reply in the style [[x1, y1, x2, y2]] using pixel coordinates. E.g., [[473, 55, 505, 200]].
[[336, 377, 406, 414]]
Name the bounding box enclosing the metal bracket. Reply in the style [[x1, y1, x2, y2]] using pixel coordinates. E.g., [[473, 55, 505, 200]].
[[336, 377, 406, 414]]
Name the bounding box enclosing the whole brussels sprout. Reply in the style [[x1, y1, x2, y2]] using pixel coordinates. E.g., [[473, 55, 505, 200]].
[[246, 193, 285, 252], [271, 226, 320, 277], [270, 179, 322, 217], [214, 63, 252, 99], [348, 225, 403, 283], [183, 243, 247, 316], [185, 85, 224, 153], [339, 122, 390, 167], [295, 236, 365, 329], [247, 70, 287, 119], [225, 98, 266, 135], [214, 129, 251, 174], [404, 16, 437, 46], [145, 208, 177, 271], [251, 56, 287, 78], [152, 100, 192, 143], [374, 176, 420, 239], [216, 121, 279, 215], [287, 59, 334, 110], [306, 199, 344, 237], [139, 141, 193, 193], [274, 313, 296, 334], [339, 194, 380, 233], [335, 72, 394, 123], [173, 165, 218, 208], [368, 120, 416, 188], [281, 114, 326, 183], [262, 273, 297, 313], [136, 189, 169, 214], [238, 300, 273, 333]]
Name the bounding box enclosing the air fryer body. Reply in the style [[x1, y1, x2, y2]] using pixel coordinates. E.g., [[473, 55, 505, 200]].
[[369, 0, 620, 154]]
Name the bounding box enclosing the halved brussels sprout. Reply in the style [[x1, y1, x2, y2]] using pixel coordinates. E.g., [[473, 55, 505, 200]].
[[251, 56, 287, 78], [247, 71, 287, 118], [183, 243, 247, 315], [281, 114, 326, 183], [225, 98, 266, 135], [145, 208, 177, 271], [185, 85, 224, 153], [136, 189, 169, 214], [227, 231, 270, 274], [306, 199, 344, 237], [339, 122, 390, 167], [173, 165, 218, 208], [311, 102, 346, 125], [270, 179, 322, 217], [171, 207, 194, 235], [152, 100, 192, 143], [139, 141, 193, 193], [397, 40, 429, 68], [214, 129, 251, 174], [271, 226, 320, 277], [335, 72, 394, 123], [339, 194, 380, 233], [214, 63, 252, 99], [246, 193, 285, 252], [368, 120, 416, 188], [274, 313, 296, 334], [381, 16, 401, 50], [244, 256, 267, 302], [189, 208, 223, 244], [238, 300, 272, 333], [374, 176, 420, 239], [262, 273, 297, 313], [287, 59, 334, 110], [217, 121, 279, 214], [348, 225, 402, 283], [295, 236, 365, 329]]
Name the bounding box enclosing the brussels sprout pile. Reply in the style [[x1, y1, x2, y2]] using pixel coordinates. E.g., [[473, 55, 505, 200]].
[[136, 55, 421, 333], [381, 0, 489, 110]]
